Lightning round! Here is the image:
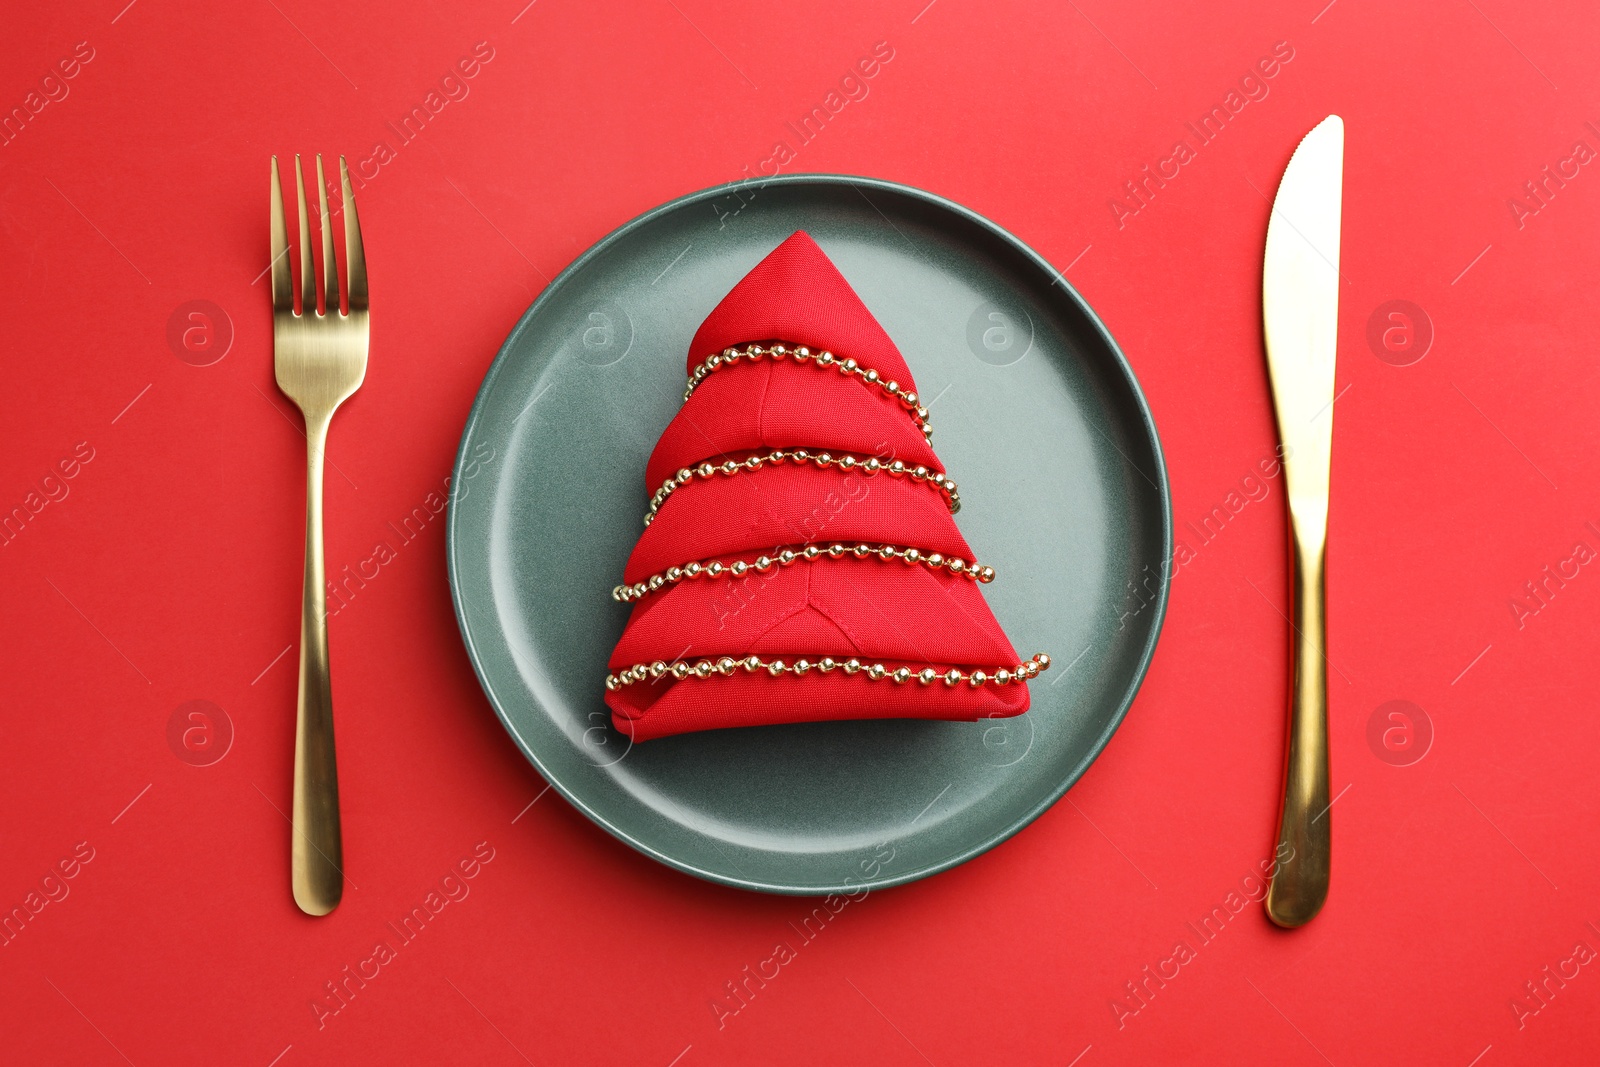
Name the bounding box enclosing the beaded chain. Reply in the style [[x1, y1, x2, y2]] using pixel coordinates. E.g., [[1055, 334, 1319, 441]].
[[684, 343, 932, 442], [643, 448, 959, 527], [611, 341, 1050, 690], [613, 542, 996, 603], [607, 652, 1051, 691]]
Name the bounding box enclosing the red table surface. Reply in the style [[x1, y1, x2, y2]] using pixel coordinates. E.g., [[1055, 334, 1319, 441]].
[[3, 1, 1598, 1063]]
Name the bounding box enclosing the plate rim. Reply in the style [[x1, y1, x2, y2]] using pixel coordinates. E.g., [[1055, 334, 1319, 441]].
[[446, 172, 1173, 895]]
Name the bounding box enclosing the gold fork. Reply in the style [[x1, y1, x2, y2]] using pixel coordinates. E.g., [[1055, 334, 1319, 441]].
[[270, 154, 368, 916]]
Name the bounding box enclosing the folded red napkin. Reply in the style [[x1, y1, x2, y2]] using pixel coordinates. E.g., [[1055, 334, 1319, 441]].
[[604, 231, 1048, 740]]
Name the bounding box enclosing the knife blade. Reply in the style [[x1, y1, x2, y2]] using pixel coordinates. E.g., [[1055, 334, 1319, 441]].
[[1261, 114, 1343, 928]]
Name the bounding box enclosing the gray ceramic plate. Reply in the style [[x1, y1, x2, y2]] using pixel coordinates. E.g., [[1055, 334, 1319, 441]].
[[447, 175, 1170, 895]]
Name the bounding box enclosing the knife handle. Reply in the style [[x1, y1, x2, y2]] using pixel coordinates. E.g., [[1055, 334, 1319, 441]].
[[1265, 515, 1331, 928]]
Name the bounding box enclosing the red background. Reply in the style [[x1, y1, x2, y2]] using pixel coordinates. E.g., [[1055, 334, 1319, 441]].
[[3, 1, 1597, 1063]]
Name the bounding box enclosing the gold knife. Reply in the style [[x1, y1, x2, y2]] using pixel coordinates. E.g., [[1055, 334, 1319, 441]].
[[1261, 114, 1343, 928]]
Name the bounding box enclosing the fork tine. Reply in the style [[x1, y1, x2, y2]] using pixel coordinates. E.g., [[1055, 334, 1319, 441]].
[[315, 155, 337, 314], [269, 157, 292, 312], [340, 157, 367, 311], [294, 154, 313, 315]]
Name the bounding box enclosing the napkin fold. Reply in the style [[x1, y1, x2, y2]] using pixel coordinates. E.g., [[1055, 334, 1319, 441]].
[[605, 231, 1043, 741]]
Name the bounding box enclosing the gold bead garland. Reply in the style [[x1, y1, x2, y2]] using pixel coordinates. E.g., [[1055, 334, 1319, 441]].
[[684, 343, 933, 442], [606, 652, 1051, 691], [643, 449, 960, 527], [614, 342, 1051, 696], [612, 542, 997, 603]]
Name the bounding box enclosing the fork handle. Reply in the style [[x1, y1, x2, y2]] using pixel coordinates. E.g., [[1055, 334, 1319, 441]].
[[1264, 514, 1330, 928], [292, 415, 344, 916]]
